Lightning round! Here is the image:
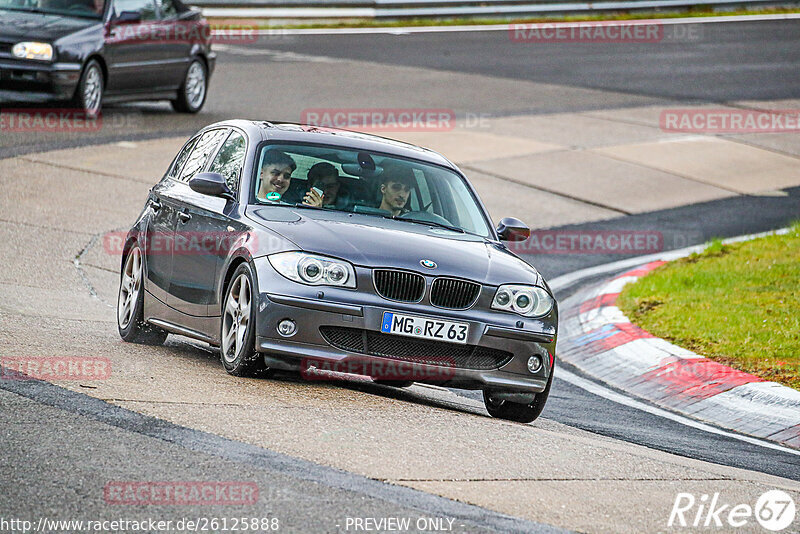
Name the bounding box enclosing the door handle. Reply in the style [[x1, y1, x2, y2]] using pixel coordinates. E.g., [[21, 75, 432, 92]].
[[149, 198, 162, 212], [178, 211, 192, 223]]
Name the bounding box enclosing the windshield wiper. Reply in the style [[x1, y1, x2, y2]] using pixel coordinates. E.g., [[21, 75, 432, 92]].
[[389, 216, 465, 234]]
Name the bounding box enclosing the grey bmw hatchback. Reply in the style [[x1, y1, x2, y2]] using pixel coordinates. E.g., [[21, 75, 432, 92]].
[[118, 120, 558, 423]]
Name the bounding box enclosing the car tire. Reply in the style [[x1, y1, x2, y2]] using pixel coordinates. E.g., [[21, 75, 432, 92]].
[[72, 59, 104, 119], [171, 58, 207, 114], [117, 245, 168, 345], [483, 366, 554, 424], [220, 263, 271, 377]]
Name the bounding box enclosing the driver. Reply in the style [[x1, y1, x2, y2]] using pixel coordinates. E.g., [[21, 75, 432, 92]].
[[378, 160, 415, 217], [257, 149, 297, 202]]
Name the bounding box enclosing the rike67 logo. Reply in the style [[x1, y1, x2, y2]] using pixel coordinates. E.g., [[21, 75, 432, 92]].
[[669, 490, 796, 531]]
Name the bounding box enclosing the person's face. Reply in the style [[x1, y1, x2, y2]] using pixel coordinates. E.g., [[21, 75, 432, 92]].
[[381, 180, 411, 211], [314, 174, 340, 205], [261, 164, 293, 195]]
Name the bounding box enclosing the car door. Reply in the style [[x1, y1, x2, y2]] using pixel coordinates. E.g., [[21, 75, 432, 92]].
[[165, 128, 230, 317], [104, 0, 168, 93], [144, 136, 198, 305], [152, 0, 194, 89]]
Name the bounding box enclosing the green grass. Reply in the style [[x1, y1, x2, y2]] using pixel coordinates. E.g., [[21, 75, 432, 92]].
[[207, 6, 800, 29], [617, 223, 800, 391]]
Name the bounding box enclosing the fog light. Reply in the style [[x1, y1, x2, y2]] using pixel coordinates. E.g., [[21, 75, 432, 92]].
[[527, 355, 543, 374], [277, 319, 297, 337]]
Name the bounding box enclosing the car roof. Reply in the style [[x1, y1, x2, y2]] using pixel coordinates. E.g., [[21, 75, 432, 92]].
[[202, 119, 456, 170]]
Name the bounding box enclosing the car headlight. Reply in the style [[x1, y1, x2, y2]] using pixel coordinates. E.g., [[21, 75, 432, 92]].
[[268, 251, 356, 288], [492, 284, 553, 317], [12, 42, 54, 61]]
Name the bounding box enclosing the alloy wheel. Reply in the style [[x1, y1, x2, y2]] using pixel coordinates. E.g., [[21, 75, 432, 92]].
[[222, 274, 251, 363], [83, 64, 102, 116], [185, 61, 206, 109], [117, 247, 142, 330]]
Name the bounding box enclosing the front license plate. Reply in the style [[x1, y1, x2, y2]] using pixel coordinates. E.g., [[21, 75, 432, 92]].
[[380, 312, 469, 345]]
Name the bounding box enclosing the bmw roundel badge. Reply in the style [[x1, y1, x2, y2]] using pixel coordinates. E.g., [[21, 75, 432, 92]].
[[420, 259, 437, 269]]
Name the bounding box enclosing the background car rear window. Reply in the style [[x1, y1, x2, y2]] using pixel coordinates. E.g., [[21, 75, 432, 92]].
[[208, 131, 246, 193], [178, 129, 229, 183], [112, 0, 156, 20]]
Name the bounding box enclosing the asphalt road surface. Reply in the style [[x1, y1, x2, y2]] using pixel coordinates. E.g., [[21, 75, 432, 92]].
[[4, 19, 799, 157], [1, 17, 799, 534]]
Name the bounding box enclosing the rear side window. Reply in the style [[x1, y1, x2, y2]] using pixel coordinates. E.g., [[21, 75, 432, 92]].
[[178, 129, 228, 183], [208, 131, 247, 193]]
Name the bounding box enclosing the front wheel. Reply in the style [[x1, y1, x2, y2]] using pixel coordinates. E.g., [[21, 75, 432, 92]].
[[72, 59, 103, 119], [220, 263, 271, 377], [483, 368, 553, 423], [171, 59, 207, 113], [118, 245, 168, 345]]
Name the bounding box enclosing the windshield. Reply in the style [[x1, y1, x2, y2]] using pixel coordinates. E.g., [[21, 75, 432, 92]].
[[251, 143, 492, 238], [0, 0, 105, 17]]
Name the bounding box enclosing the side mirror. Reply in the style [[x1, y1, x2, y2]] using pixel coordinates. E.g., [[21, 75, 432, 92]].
[[114, 10, 142, 24], [496, 217, 530, 242], [189, 172, 236, 202]]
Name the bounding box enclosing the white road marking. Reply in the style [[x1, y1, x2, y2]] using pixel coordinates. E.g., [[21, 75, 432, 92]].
[[549, 226, 798, 455], [212, 44, 341, 63], [557, 368, 800, 457]]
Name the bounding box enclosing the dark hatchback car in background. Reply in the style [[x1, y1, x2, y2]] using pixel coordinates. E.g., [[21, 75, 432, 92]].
[[118, 120, 559, 423], [0, 0, 215, 116]]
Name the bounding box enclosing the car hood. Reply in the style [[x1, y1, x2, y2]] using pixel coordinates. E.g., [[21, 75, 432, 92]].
[[0, 9, 98, 41], [246, 206, 541, 286]]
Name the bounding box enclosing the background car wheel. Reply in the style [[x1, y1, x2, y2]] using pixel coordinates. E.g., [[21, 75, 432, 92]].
[[117, 245, 168, 345], [171, 59, 207, 113], [72, 59, 103, 119], [220, 263, 271, 377], [483, 368, 554, 423]]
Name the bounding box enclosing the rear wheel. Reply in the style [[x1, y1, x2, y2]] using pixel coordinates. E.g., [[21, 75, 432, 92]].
[[220, 263, 271, 377], [483, 368, 553, 424], [72, 59, 103, 119], [171, 59, 207, 113], [117, 245, 168, 345]]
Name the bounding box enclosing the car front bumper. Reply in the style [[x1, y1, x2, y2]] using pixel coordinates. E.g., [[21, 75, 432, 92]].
[[0, 59, 82, 101], [252, 260, 557, 395]]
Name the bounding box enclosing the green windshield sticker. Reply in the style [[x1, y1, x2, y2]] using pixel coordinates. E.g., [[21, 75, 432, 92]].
[[266, 192, 281, 201]]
